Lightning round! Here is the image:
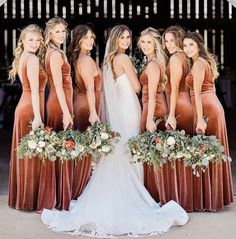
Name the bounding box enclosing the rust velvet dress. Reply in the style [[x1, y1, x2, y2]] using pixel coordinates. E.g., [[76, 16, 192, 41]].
[[43, 49, 74, 211], [160, 51, 194, 211], [140, 59, 168, 202], [8, 56, 47, 210], [72, 65, 103, 199], [186, 57, 233, 211]]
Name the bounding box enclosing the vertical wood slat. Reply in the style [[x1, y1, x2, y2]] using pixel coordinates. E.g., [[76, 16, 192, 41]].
[[41, 0, 46, 19], [33, 0, 38, 18], [24, 0, 30, 19], [49, 0, 55, 18]]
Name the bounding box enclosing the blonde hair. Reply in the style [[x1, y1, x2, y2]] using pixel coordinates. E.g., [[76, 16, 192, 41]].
[[185, 31, 219, 80], [44, 17, 68, 49], [103, 25, 131, 69], [8, 24, 44, 82], [138, 27, 168, 90]]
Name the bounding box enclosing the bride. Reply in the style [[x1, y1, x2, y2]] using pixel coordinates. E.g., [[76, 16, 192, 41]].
[[41, 25, 188, 237]]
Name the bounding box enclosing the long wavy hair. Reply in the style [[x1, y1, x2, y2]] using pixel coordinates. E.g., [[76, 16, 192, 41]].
[[184, 31, 219, 80], [138, 27, 168, 90], [162, 25, 190, 71], [103, 25, 131, 70], [44, 17, 68, 49], [8, 24, 44, 82], [162, 26, 186, 53], [68, 25, 95, 81]]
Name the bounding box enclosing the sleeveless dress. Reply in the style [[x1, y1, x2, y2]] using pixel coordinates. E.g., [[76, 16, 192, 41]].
[[42, 73, 188, 237], [72, 64, 103, 199], [44, 49, 74, 211], [159, 51, 194, 211], [186, 57, 234, 211], [140, 59, 168, 202], [8, 55, 47, 210]]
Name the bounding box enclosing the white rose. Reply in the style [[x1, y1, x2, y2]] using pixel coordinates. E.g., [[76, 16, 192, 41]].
[[28, 140, 37, 149], [70, 150, 78, 158], [38, 140, 46, 148], [29, 131, 35, 136], [90, 143, 97, 149], [100, 132, 109, 140], [167, 136, 175, 146], [36, 147, 42, 153], [201, 158, 209, 167], [101, 145, 111, 153]]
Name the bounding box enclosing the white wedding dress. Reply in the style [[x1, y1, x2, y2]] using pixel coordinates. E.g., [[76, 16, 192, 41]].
[[41, 72, 188, 237]]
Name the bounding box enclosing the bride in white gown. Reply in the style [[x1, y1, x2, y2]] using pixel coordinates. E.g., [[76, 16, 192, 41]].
[[41, 25, 188, 237]]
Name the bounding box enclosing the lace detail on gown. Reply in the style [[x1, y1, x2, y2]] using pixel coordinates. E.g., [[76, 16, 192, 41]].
[[41, 74, 188, 237]]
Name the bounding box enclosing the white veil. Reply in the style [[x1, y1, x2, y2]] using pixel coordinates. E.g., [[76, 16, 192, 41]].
[[101, 38, 120, 131]]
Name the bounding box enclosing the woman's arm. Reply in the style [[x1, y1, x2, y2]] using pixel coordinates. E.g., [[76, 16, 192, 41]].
[[120, 54, 141, 93], [146, 61, 160, 132], [165, 54, 183, 130], [78, 56, 100, 125], [27, 55, 43, 130], [50, 51, 73, 130], [192, 60, 207, 134]]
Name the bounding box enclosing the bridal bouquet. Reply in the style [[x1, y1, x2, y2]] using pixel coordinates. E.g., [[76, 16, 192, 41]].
[[184, 134, 232, 176], [17, 124, 59, 161], [84, 122, 121, 162], [55, 129, 88, 161]]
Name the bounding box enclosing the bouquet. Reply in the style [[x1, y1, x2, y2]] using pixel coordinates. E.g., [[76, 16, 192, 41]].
[[84, 122, 120, 162], [55, 129, 88, 161], [17, 124, 59, 162], [184, 134, 232, 176]]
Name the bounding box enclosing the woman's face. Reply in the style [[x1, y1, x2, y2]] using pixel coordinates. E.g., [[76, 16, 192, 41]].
[[140, 34, 155, 56], [118, 30, 131, 51], [164, 32, 178, 54], [50, 23, 66, 46], [23, 32, 41, 53], [183, 38, 199, 59], [80, 30, 95, 53]]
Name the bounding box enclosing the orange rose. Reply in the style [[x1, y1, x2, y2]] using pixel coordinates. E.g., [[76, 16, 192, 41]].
[[155, 136, 161, 144], [65, 139, 75, 150], [44, 126, 51, 133]]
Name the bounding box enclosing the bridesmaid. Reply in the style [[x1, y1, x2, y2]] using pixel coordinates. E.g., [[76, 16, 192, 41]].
[[138, 27, 168, 202], [68, 25, 102, 199], [8, 24, 47, 210], [162, 26, 194, 211], [39, 17, 74, 211], [184, 31, 234, 210]]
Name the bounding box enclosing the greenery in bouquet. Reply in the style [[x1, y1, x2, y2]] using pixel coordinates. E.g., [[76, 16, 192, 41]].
[[17, 124, 59, 162], [84, 122, 121, 162], [184, 134, 232, 177], [155, 130, 191, 165], [131, 48, 147, 77], [55, 129, 88, 161], [128, 131, 163, 166]]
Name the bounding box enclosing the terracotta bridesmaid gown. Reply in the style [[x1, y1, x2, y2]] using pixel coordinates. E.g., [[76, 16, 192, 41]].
[[8, 55, 47, 210], [186, 57, 233, 211], [160, 51, 194, 211], [72, 64, 103, 199], [39, 49, 74, 211], [140, 59, 168, 202]]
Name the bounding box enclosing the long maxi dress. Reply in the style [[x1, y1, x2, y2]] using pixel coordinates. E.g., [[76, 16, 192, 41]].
[[8, 55, 47, 210], [162, 51, 195, 211], [186, 57, 234, 211], [43, 49, 74, 211], [140, 59, 168, 202], [72, 65, 103, 199]]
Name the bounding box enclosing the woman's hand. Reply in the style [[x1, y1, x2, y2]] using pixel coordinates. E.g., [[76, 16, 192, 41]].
[[146, 120, 157, 133], [32, 117, 43, 130], [63, 113, 73, 130], [196, 118, 207, 134], [165, 115, 177, 131], [89, 113, 100, 125]]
